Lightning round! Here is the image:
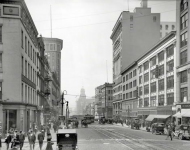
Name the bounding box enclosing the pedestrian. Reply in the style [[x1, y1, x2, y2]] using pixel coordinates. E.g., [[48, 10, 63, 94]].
[[5, 132, 12, 150], [28, 130, 36, 150], [46, 132, 53, 150], [46, 125, 50, 136], [19, 130, 25, 150], [11, 130, 20, 148], [34, 125, 38, 135], [165, 124, 173, 141], [38, 130, 45, 150]]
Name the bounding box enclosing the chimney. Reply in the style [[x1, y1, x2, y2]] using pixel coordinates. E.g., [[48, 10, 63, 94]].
[[141, 0, 148, 8]]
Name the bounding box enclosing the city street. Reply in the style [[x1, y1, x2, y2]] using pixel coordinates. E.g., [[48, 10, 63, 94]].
[[2, 122, 190, 150]]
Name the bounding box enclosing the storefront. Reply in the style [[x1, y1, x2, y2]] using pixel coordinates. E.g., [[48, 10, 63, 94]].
[[173, 103, 190, 125]]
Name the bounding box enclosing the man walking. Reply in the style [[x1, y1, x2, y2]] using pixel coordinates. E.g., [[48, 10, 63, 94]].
[[38, 130, 45, 150], [165, 124, 173, 141], [19, 130, 25, 150], [28, 130, 36, 150]]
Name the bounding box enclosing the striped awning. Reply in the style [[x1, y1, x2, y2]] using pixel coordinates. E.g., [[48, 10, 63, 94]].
[[145, 115, 170, 121]]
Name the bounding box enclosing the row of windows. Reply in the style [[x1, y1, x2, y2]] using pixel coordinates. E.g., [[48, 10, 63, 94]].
[[139, 45, 174, 73], [123, 69, 136, 82], [123, 80, 136, 91], [160, 24, 175, 30], [139, 76, 174, 95], [22, 56, 37, 84], [123, 90, 137, 100], [139, 93, 174, 107], [21, 83, 38, 105], [21, 30, 37, 66]]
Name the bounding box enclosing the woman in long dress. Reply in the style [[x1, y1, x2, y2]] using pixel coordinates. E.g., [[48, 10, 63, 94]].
[[46, 133, 53, 150]]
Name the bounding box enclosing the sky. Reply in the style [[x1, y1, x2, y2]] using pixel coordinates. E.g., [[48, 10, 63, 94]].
[[25, 0, 176, 112]]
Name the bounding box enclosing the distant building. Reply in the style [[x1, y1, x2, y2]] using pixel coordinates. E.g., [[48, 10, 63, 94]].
[[110, 0, 160, 118], [95, 83, 113, 119], [43, 37, 63, 88], [160, 22, 176, 38], [76, 88, 94, 115]]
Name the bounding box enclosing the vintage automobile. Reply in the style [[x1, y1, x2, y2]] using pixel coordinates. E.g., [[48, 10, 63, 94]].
[[151, 123, 165, 135], [173, 124, 190, 140], [56, 129, 78, 150], [81, 119, 88, 128], [131, 118, 140, 130]]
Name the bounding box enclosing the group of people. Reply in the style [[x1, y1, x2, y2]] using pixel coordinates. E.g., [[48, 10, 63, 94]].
[[0, 123, 54, 150]]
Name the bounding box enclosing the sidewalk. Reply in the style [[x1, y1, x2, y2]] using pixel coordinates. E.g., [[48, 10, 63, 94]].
[[113, 123, 147, 131]]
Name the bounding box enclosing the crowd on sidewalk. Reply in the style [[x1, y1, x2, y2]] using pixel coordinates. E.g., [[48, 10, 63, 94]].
[[0, 121, 58, 150]]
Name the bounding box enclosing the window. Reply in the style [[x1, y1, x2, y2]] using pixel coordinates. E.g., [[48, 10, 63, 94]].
[[167, 60, 174, 72], [181, 87, 188, 102], [0, 26, 2, 43], [181, 32, 188, 47], [181, 0, 188, 11], [144, 98, 149, 107], [158, 95, 164, 106], [25, 85, 27, 103], [153, 16, 156, 22], [28, 64, 30, 79], [25, 60, 27, 77], [160, 25, 162, 30], [123, 85, 125, 91], [126, 93, 128, 99], [158, 51, 164, 62], [0, 82, 2, 99], [129, 82, 132, 88], [130, 15, 133, 21], [158, 79, 164, 91], [139, 76, 142, 84], [0, 53, 2, 68], [139, 99, 143, 108], [167, 76, 174, 89], [139, 87, 142, 96], [172, 25, 175, 30], [33, 49, 34, 62], [180, 70, 187, 83], [133, 80, 136, 87], [151, 69, 156, 79], [158, 65, 164, 76], [123, 76, 125, 83], [123, 94, 125, 100], [22, 56, 23, 74], [28, 41, 30, 57], [21, 83, 23, 102], [144, 73, 149, 82], [126, 84, 128, 90], [180, 50, 187, 65], [151, 82, 156, 93], [130, 92, 132, 98], [181, 13, 188, 30], [139, 65, 142, 73], [126, 74, 128, 81], [167, 93, 174, 105], [133, 69, 136, 77], [165, 25, 168, 30], [30, 46, 32, 59], [151, 96, 156, 107], [166, 45, 174, 58], [144, 61, 149, 71], [133, 90, 137, 97], [144, 85, 149, 94], [28, 87, 30, 103], [25, 36, 27, 53], [21, 30, 23, 48], [129, 72, 132, 79], [151, 56, 156, 67]]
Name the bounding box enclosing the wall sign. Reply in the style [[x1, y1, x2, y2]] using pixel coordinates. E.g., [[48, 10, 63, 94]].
[[3, 6, 19, 16], [181, 104, 190, 109]]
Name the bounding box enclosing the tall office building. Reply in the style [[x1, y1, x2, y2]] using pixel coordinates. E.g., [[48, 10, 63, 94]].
[[110, 0, 160, 117], [43, 38, 63, 87]]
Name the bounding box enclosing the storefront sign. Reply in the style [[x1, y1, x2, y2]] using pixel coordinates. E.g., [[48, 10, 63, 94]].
[[181, 104, 190, 109]]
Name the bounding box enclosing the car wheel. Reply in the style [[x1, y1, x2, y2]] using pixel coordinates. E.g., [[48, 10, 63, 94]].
[[179, 134, 184, 140]]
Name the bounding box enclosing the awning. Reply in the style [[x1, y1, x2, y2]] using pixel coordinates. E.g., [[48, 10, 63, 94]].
[[173, 112, 182, 117], [145, 115, 170, 121], [173, 109, 190, 117]]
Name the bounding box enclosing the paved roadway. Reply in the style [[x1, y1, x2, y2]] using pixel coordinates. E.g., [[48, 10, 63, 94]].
[[1, 123, 190, 150]]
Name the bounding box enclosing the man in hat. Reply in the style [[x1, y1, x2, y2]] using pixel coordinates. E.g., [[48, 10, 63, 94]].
[[38, 130, 45, 150], [19, 130, 25, 150], [28, 130, 36, 150]]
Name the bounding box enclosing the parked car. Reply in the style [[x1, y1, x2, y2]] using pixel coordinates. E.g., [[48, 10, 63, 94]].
[[151, 123, 165, 135], [173, 124, 190, 140]]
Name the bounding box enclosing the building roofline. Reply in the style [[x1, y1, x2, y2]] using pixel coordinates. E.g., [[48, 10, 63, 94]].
[[43, 37, 63, 49], [137, 31, 176, 63], [121, 61, 137, 75]]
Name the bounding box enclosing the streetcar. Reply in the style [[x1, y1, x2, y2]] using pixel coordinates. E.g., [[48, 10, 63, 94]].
[[84, 114, 95, 124]]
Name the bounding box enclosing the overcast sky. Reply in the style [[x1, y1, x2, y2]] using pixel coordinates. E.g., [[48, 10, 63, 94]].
[[25, 0, 176, 111]]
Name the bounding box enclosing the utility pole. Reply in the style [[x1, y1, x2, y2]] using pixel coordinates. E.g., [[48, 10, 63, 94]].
[[61, 93, 64, 116]]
